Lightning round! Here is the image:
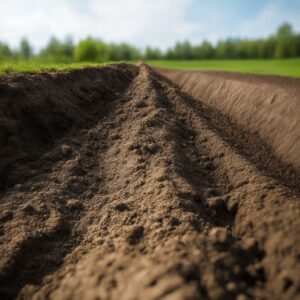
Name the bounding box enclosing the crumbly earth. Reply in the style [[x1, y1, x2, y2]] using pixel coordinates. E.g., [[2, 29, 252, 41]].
[[160, 69, 300, 172], [0, 64, 299, 300]]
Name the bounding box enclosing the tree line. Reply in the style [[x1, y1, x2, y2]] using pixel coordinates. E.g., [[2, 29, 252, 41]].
[[0, 23, 299, 62]]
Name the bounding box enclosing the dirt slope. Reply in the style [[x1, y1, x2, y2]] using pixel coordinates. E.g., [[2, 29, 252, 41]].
[[159, 69, 300, 172], [0, 64, 299, 300]]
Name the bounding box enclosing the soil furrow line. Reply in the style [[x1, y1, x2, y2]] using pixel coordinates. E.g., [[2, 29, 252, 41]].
[[154, 67, 300, 299], [159, 69, 300, 192], [26, 64, 284, 300], [26, 65, 213, 299], [1, 64, 299, 300], [0, 68, 140, 299]]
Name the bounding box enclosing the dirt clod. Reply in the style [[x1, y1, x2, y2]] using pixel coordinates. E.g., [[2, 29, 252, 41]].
[[61, 144, 72, 156], [66, 199, 83, 211], [209, 227, 229, 244]]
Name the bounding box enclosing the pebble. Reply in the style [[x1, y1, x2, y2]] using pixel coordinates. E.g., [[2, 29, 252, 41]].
[[226, 281, 237, 292], [66, 199, 83, 210], [234, 179, 249, 189], [61, 144, 72, 156], [207, 197, 225, 210], [236, 294, 248, 300], [209, 227, 229, 244], [227, 199, 239, 214], [241, 237, 257, 252]]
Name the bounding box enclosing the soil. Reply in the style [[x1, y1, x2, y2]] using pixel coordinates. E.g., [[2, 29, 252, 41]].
[[0, 64, 299, 300], [159, 69, 300, 171]]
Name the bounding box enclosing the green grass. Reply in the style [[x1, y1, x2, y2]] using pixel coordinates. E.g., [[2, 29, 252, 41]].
[[146, 58, 300, 78], [0, 61, 105, 76], [1, 58, 299, 78]]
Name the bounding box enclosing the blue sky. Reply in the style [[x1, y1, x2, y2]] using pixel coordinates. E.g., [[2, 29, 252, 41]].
[[187, 0, 300, 42], [0, 0, 299, 50]]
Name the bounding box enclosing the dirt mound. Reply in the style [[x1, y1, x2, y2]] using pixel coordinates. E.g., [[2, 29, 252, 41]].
[[159, 69, 300, 172], [0, 64, 299, 300], [0, 64, 138, 191]]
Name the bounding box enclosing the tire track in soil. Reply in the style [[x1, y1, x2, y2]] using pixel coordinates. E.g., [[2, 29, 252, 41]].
[[0, 64, 299, 300]]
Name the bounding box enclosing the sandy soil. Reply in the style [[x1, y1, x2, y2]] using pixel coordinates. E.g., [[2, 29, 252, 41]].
[[0, 64, 299, 300]]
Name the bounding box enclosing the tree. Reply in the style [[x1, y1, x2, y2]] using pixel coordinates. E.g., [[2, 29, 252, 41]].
[[277, 23, 293, 38], [193, 40, 214, 59], [296, 34, 300, 57], [118, 43, 141, 61], [165, 47, 175, 59], [144, 46, 162, 60], [108, 44, 122, 61], [2, 21, 300, 63], [215, 40, 226, 58], [20, 38, 32, 59], [0, 42, 12, 61], [109, 43, 141, 61], [62, 36, 75, 58], [74, 38, 100, 62], [173, 41, 194, 59], [261, 37, 277, 58], [39, 36, 74, 62], [275, 23, 297, 58]]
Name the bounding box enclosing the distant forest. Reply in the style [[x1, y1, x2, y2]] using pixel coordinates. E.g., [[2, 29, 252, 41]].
[[0, 23, 299, 62]]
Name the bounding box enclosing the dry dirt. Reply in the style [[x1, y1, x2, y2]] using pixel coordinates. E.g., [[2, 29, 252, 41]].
[[160, 69, 300, 173], [0, 63, 299, 300]]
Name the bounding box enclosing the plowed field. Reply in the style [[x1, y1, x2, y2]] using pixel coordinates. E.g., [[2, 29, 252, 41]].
[[0, 64, 299, 300]]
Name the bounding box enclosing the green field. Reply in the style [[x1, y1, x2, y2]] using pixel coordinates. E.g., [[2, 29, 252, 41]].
[[0, 61, 105, 76], [147, 58, 300, 78], [0, 58, 299, 78]]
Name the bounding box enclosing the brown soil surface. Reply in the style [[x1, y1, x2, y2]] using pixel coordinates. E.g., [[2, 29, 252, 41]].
[[159, 69, 300, 173], [0, 64, 299, 300]]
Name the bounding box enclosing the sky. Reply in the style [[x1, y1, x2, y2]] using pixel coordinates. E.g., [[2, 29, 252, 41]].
[[0, 0, 299, 51]]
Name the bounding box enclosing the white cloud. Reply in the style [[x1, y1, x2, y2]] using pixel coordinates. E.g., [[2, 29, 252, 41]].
[[1, 0, 298, 51], [0, 0, 203, 50]]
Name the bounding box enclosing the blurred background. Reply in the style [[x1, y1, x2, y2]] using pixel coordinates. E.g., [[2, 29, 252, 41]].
[[0, 0, 299, 76]]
